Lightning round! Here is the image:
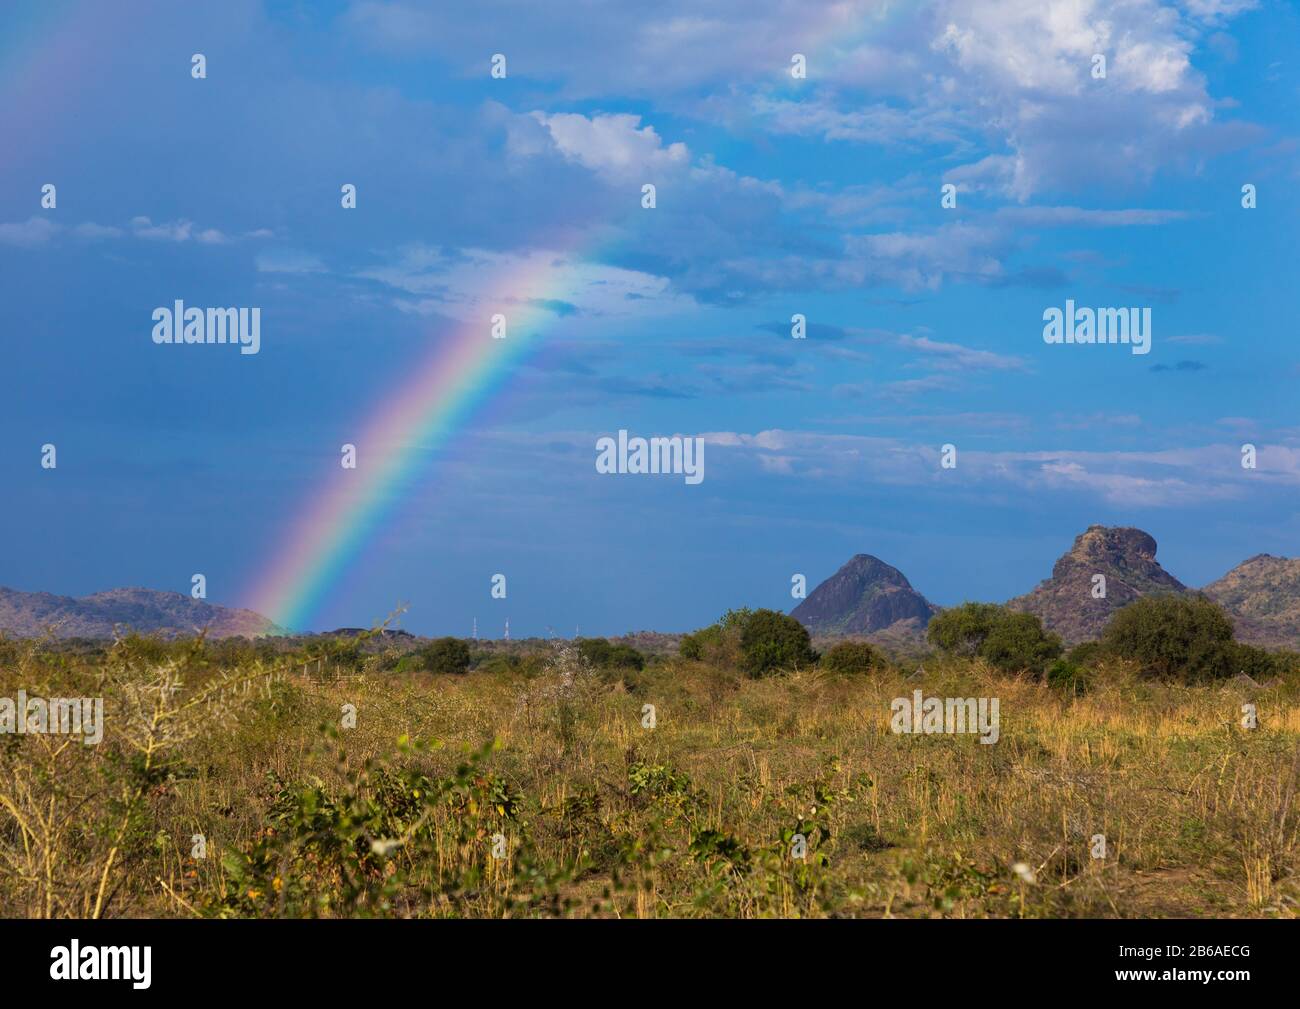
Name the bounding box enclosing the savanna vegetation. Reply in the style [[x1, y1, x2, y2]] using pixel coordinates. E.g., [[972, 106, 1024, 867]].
[[1, 597, 1298, 919]]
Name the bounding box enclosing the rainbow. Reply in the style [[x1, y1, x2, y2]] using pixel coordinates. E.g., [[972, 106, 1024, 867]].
[[245, 249, 587, 631], [240, 2, 927, 631]]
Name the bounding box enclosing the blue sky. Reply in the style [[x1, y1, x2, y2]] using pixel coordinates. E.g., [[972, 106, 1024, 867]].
[[2, 0, 1298, 635]]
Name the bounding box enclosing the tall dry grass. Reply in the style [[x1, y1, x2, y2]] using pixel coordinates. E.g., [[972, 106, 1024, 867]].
[[1, 639, 1296, 917]]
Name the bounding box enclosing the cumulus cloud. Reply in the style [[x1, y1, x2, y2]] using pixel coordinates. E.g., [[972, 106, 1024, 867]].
[[345, 0, 1258, 199], [527, 112, 689, 180], [925, 0, 1256, 197]]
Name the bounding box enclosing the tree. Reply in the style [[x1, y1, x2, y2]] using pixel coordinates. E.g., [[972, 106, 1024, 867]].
[[979, 611, 1063, 673], [577, 638, 645, 671], [926, 603, 1006, 657], [1100, 594, 1244, 683], [738, 609, 817, 677], [927, 602, 1061, 674], [420, 637, 471, 675]]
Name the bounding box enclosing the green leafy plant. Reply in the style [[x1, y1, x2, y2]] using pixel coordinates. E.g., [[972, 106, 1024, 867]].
[[820, 640, 881, 675], [1101, 594, 1245, 683], [928, 603, 1061, 674], [419, 637, 471, 675]]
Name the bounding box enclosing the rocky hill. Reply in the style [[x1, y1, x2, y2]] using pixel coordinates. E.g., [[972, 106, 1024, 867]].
[[0, 586, 283, 639], [1007, 526, 1186, 643], [791, 554, 937, 639], [1203, 554, 1300, 649]]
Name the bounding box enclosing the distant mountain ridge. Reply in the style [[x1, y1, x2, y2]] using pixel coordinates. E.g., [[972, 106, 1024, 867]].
[[791, 554, 937, 639], [8, 535, 1300, 648], [0, 586, 284, 639], [1203, 554, 1300, 649], [1007, 526, 1187, 643]]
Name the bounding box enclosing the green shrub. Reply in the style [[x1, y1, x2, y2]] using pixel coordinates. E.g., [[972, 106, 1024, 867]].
[[577, 638, 645, 671], [821, 640, 881, 675], [392, 653, 424, 674], [111, 633, 170, 667], [926, 603, 1006, 657], [420, 637, 471, 675], [1045, 659, 1088, 697], [979, 612, 1063, 673], [679, 608, 814, 676], [1065, 641, 1103, 667], [1269, 650, 1300, 680], [679, 609, 751, 667], [1100, 595, 1239, 683], [738, 609, 817, 678], [1232, 642, 1277, 683], [306, 634, 366, 671], [472, 652, 521, 675], [928, 603, 1061, 674]]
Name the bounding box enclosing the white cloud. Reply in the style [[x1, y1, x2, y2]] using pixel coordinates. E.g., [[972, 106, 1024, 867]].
[[749, 96, 967, 148], [0, 216, 60, 246], [844, 222, 1009, 289], [1, 216, 271, 248], [526, 112, 689, 180], [72, 222, 124, 240], [924, 0, 1247, 197], [256, 248, 327, 274], [358, 245, 696, 321], [994, 205, 1191, 227], [702, 430, 1299, 507], [897, 333, 1029, 372], [131, 216, 205, 242], [128, 218, 271, 244]]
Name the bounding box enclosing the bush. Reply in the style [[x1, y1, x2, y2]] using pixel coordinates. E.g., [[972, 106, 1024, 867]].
[[925, 603, 1006, 657], [928, 603, 1062, 674], [1100, 595, 1239, 683], [979, 612, 1063, 673], [420, 637, 471, 675], [678, 609, 751, 667], [1045, 659, 1088, 697], [112, 633, 171, 666], [679, 608, 814, 676], [821, 640, 881, 675], [1234, 642, 1278, 683], [472, 652, 520, 675], [577, 638, 645, 671], [392, 653, 424, 674], [307, 634, 366, 671], [738, 609, 817, 678], [1065, 641, 1103, 667]]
